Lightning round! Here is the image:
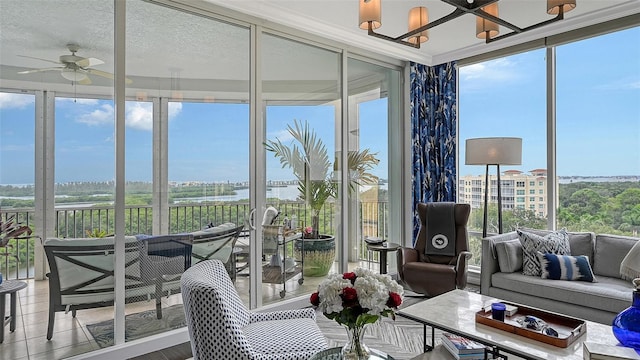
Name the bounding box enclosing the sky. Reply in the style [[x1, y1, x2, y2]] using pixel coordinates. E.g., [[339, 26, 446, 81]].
[[1, 27, 638, 185]]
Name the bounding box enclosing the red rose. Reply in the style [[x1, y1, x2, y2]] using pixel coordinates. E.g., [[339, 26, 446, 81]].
[[343, 272, 357, 284], [386, 292, 402, 308], [310, 292, 320, 306], [341, 287, 358, 306]]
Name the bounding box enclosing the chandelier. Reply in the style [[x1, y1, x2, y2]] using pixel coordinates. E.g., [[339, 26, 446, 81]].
[[359, 0, 576, 48]]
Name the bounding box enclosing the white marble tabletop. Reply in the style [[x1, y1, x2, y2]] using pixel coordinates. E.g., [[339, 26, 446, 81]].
[[398, 289, 622, 360]]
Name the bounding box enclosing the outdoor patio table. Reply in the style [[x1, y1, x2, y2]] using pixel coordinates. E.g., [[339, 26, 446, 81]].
[[0, 279, 27, 343]]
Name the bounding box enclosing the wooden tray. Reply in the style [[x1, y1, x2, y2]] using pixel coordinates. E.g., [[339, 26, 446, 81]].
[[475, 302, 587, 348]]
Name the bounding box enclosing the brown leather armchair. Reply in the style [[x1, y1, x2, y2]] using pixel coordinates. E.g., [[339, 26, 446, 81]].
[[397, 202, 472, 297]]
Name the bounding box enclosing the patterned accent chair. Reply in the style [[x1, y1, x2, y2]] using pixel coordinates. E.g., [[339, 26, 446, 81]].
[[181, 260, 328, 360], [397, 202, 472, 297]]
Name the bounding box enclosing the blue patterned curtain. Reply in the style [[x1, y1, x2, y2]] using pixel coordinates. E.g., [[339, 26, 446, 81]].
[[411, 61, 457, 242]]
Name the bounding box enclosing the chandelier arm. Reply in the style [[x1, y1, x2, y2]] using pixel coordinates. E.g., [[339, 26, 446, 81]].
[[366, 8, 466, 49], [484, 7, 565, 44]]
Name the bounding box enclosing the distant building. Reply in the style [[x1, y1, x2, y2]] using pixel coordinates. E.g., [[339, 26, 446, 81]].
[[458, 169, 548, 218]]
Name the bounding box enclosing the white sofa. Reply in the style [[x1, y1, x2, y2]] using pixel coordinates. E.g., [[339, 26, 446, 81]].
[[481, 229, 637, 324]]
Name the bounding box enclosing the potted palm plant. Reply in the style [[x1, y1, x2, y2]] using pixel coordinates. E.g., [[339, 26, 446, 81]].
[[265, 119, 379, 276]]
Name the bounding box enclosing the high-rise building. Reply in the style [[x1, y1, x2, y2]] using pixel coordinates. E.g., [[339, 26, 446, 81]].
[[458, 169, 548, 218]]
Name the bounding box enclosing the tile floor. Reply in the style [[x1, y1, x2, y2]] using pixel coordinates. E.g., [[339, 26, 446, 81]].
[[0, 260, 376, 360]]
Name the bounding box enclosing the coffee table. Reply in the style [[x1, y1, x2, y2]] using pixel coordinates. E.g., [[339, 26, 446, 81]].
[[398, 289, 620, 360]]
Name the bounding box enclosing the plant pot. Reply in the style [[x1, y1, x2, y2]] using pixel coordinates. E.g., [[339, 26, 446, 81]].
[[294, 235, 335, 277]]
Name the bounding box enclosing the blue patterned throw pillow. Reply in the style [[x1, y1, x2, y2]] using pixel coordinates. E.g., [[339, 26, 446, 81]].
[[517, 229, 570, 276], [537, 252, 597, 282]]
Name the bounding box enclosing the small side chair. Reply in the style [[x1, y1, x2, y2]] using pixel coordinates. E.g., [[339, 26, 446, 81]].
[[181, 260, 328, 360]]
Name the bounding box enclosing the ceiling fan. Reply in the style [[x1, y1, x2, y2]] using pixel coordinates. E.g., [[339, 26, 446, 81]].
[[17, 43, 131, 84]]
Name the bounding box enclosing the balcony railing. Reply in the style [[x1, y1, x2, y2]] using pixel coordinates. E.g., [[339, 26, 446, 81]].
[[1, 200, 389, 280]]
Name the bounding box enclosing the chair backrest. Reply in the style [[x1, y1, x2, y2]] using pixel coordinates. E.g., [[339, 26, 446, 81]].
[[181, 260, 253, 360], [190, 223, 244, 265], [414, 202, 470, 264]]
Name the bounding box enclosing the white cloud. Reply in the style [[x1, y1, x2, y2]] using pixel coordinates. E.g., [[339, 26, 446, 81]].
[[68, 98, 99, 105], [126, 102, 153, 131], [73, 101, 183, 131], [595, 79, 640, 91], [460, 58, 518, 83], [0, 92, 34, 109], [168, 102, 183, 117], [77, 104, 114, 126], [268, 129, 294, 143]]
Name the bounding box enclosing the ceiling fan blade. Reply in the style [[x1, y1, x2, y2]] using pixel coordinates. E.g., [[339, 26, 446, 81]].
[[17, 54, 61, 65], [75, 57, 104, 68], [87, 69, 133, 84], [18, 67, 63, 74], [78, 77, 92, 85]]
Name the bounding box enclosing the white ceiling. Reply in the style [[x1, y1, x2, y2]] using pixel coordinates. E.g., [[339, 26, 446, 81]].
[[206, 0, 640, 64], [0, 0, 638, 98]]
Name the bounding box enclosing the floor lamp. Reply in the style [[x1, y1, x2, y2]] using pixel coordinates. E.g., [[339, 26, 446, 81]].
[[465, 137, 522, 238]]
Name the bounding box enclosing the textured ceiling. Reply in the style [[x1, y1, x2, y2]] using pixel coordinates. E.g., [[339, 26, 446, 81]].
[[0, 0, 638, 98]]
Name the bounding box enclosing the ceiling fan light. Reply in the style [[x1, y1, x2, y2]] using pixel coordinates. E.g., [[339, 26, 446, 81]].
[[547, 0, 576, 15], [359, 0, 381, 30], [476, 3, 499, 39], [408, 7, 429, 45], [61, 68, 87, 82]]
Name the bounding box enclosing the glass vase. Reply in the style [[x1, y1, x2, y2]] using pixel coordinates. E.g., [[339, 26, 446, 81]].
[[342, 325, 370, 359], [612, 288, 640, 351]]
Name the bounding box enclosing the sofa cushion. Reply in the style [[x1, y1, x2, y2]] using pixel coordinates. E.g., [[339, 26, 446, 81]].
[[490, 272, 632, 314], [566, 232, 595, 264], [537, 252, 596, 282], [594, 234, 639, 278], [495, 239, 523, 273], [517, 229, 570, 276]]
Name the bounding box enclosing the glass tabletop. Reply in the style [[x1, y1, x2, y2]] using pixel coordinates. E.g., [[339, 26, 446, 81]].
[[310, 347, 395, 360]]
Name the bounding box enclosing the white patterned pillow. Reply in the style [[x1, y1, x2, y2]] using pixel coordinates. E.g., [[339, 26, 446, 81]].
[[517, 229, 570, 276]]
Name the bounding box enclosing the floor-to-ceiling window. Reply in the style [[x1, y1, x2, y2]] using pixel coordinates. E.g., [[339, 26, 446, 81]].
[[556, 27, 640, 236], [262, 33, 342, 303], [458, 50, 547, 266], [459, 26, 640, 268], [0, 92, 36, 278]]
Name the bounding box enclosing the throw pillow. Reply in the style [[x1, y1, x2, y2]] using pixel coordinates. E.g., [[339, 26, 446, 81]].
[[495, 239, 523, 273], [517, 229, 570, 276], [537, 252, 597, 282]]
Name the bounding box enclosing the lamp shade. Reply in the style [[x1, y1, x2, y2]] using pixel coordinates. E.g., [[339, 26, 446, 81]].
[[476, 3, 499, 39], [465, 137, 522, 165], [408, 7, 428, 45], [359, 0, 381, 30], [547, 0, 576, 15]]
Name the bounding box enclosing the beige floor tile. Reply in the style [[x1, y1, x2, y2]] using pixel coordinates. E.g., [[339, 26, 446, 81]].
[[22, 318, 80, 340], [26, 327, 90, 356], [0, 338, 29, 359], [0, 324, 26, 345], [29, 341, 98, 360]]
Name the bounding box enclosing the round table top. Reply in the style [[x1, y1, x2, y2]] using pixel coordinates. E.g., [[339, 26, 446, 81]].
[[0, 279, 28, 294], [310, 347, 395, 360], [366, 242, 400, 251]]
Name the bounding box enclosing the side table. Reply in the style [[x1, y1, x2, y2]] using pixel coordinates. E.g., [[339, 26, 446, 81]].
[[366, 242, 400, 274], [0, 279, 27, 343]]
